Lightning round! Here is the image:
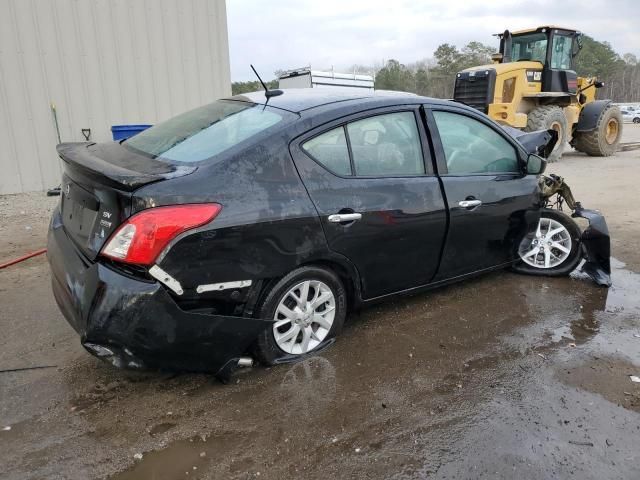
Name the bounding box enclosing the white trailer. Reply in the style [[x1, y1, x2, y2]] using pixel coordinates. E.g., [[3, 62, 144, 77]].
[[278, 68, 374, 91]]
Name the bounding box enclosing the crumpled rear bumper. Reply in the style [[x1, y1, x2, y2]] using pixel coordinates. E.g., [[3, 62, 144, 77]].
[[47, 209, 272, 377], [573, 206, 612, 287]]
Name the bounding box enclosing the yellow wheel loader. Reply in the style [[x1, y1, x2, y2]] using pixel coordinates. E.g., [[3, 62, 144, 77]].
[[453, 26, 622, 161]]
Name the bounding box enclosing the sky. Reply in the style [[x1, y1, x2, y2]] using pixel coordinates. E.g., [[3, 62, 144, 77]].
[[226, 0, 640, 81]]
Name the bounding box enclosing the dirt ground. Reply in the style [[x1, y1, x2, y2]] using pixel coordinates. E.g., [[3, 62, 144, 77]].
[[1, 126, 640, 480]]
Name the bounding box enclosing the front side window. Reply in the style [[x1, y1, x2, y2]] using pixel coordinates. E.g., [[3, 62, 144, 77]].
[[346, 112, 424, 176], [511, 33, 547, 63], [125, 100, 285, 163], [433, 111, 519, 174]]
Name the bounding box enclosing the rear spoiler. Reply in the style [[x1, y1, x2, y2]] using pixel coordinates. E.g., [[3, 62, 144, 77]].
[[57, 142, 196, 191], [502, 126, 559, 159]]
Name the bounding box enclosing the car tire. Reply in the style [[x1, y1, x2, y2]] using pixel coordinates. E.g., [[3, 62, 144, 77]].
[[525, 106, 568, 162], [253, 266, 347, 366], [512, 208, 582, 277], [573, 104, 622, 156], [634, 117, 640, 124]]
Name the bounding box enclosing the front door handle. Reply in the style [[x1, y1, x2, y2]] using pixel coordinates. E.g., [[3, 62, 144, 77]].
[[458, 199, 482, 208], [328, 213, 362, 223]]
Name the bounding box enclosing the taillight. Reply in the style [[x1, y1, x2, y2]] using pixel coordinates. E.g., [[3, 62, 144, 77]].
[[101, 203, 222, 266]]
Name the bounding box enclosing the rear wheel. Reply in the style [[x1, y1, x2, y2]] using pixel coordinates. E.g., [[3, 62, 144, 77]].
[[526, 106, 568, 162], [573, 104, 622, 156], [253, 266, 347, 365], [633, 117, 640, 124], [513, 209, 582, 276]]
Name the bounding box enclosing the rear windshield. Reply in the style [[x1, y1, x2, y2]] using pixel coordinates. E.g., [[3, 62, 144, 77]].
[[125, 100, 286, 163]]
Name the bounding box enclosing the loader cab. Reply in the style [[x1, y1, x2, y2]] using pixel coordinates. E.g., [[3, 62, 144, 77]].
[[499, 27, 582, 94]]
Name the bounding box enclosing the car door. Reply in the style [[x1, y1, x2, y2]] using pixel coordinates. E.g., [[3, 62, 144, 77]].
[[425, 105, 541, 281], [290, 107, 447, 299]]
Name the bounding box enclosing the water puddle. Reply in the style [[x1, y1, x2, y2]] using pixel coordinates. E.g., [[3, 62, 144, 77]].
[[104, 259, 640, 479]]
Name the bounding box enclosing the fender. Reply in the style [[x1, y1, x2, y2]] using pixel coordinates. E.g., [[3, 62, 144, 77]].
[[575, 100, 612, 133]]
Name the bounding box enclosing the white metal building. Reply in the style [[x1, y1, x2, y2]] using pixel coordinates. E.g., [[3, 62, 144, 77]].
[[0, 0, 231, 195]]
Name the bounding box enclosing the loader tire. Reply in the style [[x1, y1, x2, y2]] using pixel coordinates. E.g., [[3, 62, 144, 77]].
[[573, 104, 622, 157], [525, 106, 568, 162]]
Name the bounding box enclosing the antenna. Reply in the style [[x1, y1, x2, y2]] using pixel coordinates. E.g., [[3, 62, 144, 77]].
[[250, 64, 283, 99]]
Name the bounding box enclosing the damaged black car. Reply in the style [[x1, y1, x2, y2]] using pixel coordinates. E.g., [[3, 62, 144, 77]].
[[47, 90, 611, 379]]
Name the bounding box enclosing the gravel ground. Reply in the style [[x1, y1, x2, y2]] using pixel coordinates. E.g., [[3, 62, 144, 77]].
[[0, 193, 57, 264]]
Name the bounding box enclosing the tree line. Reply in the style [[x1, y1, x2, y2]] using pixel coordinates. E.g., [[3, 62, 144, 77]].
[[371, 36, 640, 102], [231, 36, 639, 103]]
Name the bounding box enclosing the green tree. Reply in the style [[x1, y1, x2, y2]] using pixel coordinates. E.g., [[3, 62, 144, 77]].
[[231, 79, 278, 95], [374, 59, 415, 92], [433, 43, 463, 74], [460, 41, 495, 69], [574, 35, 624, 80], [432, 41, 495, 97], [414, 66, 431, 96]]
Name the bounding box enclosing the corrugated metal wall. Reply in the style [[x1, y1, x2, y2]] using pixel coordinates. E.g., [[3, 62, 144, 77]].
[[0, 0, 231, 194]]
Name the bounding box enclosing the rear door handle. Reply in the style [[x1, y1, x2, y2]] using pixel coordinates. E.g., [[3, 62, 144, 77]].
[[328, 213, 362, 223], [458, 200, 482, 208]]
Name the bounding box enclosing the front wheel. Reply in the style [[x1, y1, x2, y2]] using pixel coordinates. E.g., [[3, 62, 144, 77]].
[[512, 209, 582, 276], [253, 266, 347, 365]]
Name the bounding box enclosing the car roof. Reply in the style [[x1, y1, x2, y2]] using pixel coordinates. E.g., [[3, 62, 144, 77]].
[[225, 89, 452, 114]]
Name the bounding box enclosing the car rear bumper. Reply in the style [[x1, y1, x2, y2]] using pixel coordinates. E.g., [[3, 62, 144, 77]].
[[47, 208, 272, 376]]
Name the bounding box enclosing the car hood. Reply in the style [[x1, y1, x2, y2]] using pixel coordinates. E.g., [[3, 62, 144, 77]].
[[502, 126, 559, 158]]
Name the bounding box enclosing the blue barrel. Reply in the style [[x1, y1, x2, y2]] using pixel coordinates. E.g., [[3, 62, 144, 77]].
[[111, 124, 152, 141]]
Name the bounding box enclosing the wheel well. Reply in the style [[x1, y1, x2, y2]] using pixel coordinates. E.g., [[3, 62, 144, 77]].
[[301, 260, 361, 312], [253, 260, 362, 315]]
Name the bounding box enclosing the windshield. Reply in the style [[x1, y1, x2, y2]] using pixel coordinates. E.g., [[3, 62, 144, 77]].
[[125, 100, 285, 163], [511, 32, 547, 63]]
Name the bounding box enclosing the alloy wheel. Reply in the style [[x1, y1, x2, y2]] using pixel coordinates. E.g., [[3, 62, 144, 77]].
[[519, 217, 572, 269], [272, 280, 336, 355]]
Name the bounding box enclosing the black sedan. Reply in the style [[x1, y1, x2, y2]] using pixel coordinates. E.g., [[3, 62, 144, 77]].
[[47, 89, 606, 378]]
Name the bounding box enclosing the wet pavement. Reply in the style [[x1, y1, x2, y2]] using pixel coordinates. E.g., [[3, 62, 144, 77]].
[[2, 256, 639, 479]]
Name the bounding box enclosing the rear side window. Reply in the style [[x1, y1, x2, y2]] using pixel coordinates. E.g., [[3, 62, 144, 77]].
[[301, 111, 426, 177], [302, 127, 352, 176], [125, 100, 285, 163], [433, 111, 519, 174]]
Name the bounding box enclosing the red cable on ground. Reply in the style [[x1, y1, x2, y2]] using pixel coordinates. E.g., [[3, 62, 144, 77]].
[[0, 248, 47, 269]]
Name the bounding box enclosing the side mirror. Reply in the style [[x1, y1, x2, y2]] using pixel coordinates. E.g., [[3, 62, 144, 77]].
[[527, 153, 547, 175], [571, 40, 580, 56], [572, 34, 583, 56]]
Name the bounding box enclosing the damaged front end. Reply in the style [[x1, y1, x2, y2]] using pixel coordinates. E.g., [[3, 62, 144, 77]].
[[503, 126, 559, 159], [540, 174, 612, 286]]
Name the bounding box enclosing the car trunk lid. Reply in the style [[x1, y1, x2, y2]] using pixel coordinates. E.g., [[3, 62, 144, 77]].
[[57, 141, 196, 260]]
